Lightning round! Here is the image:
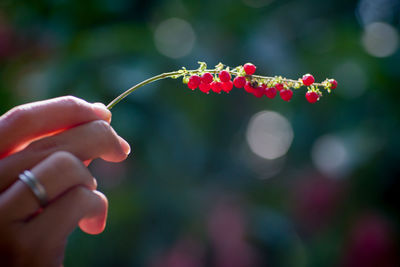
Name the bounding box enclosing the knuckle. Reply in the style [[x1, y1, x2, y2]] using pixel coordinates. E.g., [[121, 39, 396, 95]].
[[90, 120, 125, 156], [50, 151, 81, 172], [60, 95, 84, 106], [58, 95, 88, 115], [91, 119, 111, 134], [91, 120, 115, 145], [49, 151, 95, 189]]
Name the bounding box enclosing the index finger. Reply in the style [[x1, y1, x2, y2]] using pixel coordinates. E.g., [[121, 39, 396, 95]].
[[0, 96, 111, 158]]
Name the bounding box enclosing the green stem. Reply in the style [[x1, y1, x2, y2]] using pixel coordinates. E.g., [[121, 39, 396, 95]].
[[107, 70, 181, 110], [106, 69, 325, 110]]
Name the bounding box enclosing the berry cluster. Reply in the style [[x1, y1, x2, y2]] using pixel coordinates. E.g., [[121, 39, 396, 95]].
[[106, 62, 337, 110], [183, 62, 337, 104], [187, 70, 234, 94]]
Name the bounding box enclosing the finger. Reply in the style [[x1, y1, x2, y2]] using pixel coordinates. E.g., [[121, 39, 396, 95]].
[[0, 96, 111, 158], [27, 119, 131, 162], [22, 187, 107, 245], [0, 151, 97, 221], [0, 120, 129, 191]]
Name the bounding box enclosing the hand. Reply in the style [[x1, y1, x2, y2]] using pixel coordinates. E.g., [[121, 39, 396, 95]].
[[0, 96, 130, 266]]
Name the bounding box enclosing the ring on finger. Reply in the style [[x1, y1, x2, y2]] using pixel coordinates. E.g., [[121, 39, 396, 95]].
[[18, 170, 48, 207]]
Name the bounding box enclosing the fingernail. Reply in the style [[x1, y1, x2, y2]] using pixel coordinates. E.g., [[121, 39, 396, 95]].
[[92, 103, 112, 123], [118, 136, 131, 155], [92, 177, 98, 190]]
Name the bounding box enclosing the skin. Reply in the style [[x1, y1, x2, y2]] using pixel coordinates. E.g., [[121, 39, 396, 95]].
[[0, 96, 130, 266]]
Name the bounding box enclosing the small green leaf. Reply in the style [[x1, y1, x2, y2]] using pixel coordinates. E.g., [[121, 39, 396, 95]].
[[198, 61, 207, 71], [215, 62, 224, 71]]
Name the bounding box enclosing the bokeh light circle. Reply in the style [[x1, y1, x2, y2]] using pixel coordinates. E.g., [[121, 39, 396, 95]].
[[246, 111, 294, 160], [154, 18, 196, 59], [311, 135, 349, 177], [362, 22, 399, 58]]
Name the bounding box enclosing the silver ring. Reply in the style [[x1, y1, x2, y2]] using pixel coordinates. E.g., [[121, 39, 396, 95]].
[[18, 170, 48, 207]]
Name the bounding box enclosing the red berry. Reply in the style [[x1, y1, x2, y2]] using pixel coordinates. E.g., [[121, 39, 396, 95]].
[[265, 87, 277, 99], [305, 91, 319, 103], [302, 74, 315, 86], [253, 86, 264, 98], [219, 70, 231, 82], [279, 89, 293, 101], [187, 81, 197, 90], [233, 76, 246, 88], [199, 82, 211, 93], [243, 63, 256, 75], [189, 75, 201, 84], [275, 83, 284, 90], [329, 79, 338, 89], [221, 81, 233, 93], [187, 75, 201, 90], [211, 81, 222, 93], [201, 72, 213, 84], [244, 81, 256, 94]]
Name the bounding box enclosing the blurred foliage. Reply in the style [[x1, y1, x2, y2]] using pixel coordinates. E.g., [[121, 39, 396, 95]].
[[1, 0, 400, 266]]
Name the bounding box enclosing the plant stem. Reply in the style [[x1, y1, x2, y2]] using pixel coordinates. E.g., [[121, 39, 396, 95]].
[[107, 70, 181, 110], [106, 69, 325, 110]]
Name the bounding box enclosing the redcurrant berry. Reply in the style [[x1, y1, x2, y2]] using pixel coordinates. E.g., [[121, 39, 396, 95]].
[[233, 76, 246, 88], [265, 87, 277, 99], [187, 81, 197, 90], [244, 81, 256, 94], [199, 82, 211, 93], [201, 72, 214, 84], [329, 79, 338, 89], [280, 89, 293, 101], [302, 74, 315, 86], [275, 83, 284, 91], [187, 75, 201, 90], [211, 81, 222, 93], [305, 91, 319, 103], [219, 70, 231, 83], [222, 81, 233, 93], [243, 63, 256, 75], [253, 86, 264, 98]]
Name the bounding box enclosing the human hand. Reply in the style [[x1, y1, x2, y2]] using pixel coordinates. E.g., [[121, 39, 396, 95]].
[[0, 96, 130, 266]]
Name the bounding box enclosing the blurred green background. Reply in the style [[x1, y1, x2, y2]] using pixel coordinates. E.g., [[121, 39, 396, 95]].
[[1, 0, 400, 266]]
